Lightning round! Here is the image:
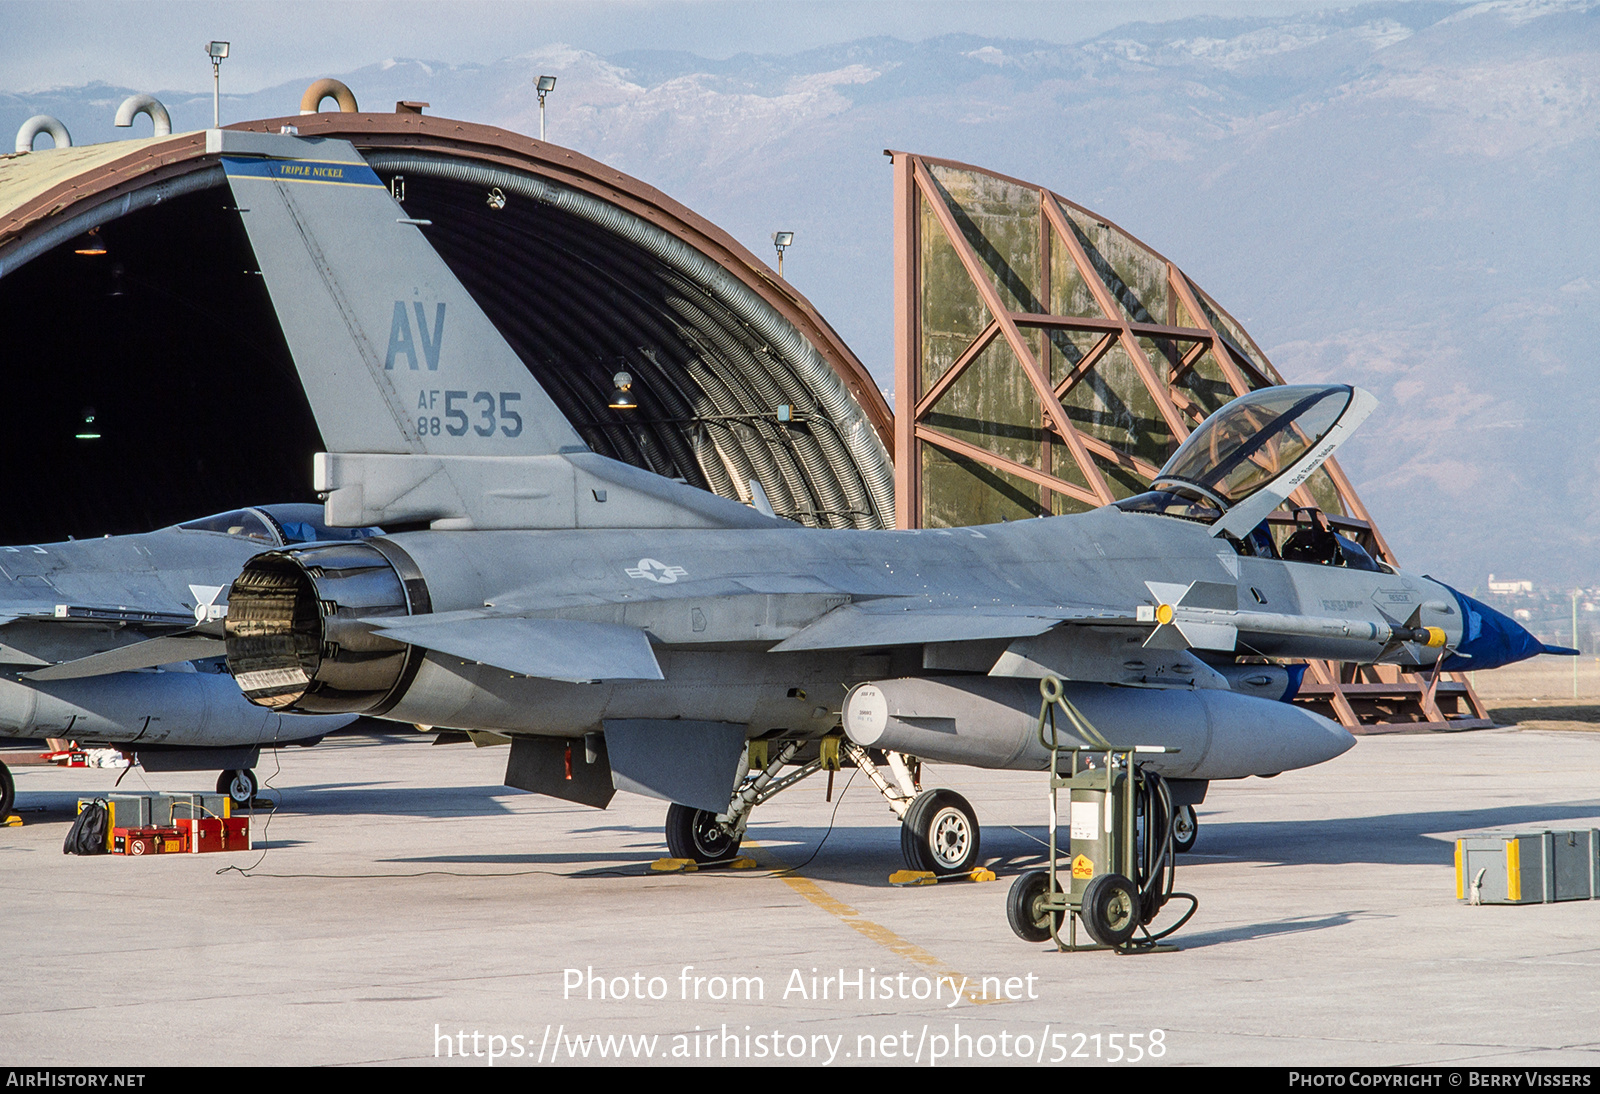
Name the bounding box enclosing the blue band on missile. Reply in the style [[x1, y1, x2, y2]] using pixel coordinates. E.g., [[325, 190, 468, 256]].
[[221, 157, 382, 187]]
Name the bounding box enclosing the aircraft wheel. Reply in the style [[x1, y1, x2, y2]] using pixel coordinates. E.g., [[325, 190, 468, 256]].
[[1172, 805, 1198, 854], [1080, 872, 1140, 948], [1006, 869, 1062, 943], [664, 803, 741, 864], [0, 759, 14, 818], [900, 789, 980, 875], [216, 769, 258, 807]]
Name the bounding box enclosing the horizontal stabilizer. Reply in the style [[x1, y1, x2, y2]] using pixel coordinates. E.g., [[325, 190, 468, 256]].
[[369, 615, 663, 683], [770, 602, 1066, 652], [24, 635, 227, 681]]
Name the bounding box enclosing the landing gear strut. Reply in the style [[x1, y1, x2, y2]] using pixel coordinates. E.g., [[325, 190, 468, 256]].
[[843, 742, 981, 875], [1171, 804, 1198, 854], [661, 739, 811, 864], [216, 768, 257, 807], [658, 737, 980, 875]]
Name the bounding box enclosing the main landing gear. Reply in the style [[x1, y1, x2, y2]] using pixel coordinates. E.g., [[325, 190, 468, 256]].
[[659, 738, 981, 875], [0, 759, 14, 818]]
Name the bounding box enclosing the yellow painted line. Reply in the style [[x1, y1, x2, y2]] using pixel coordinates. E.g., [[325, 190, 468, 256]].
[[754, 849, 1003, 1006]]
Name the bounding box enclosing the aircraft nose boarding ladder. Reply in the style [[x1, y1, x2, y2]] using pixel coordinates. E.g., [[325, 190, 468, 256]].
[[1006, 677, 1198, 952]]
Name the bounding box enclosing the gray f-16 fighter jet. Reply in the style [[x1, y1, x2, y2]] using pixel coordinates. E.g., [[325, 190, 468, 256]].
[[0, 505, 370, 818], [204, 133, 1570, 872]]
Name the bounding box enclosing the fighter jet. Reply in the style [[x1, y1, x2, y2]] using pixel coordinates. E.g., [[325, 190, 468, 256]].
[[204, 133, 1573, 872], [0, 504, 373, 819]]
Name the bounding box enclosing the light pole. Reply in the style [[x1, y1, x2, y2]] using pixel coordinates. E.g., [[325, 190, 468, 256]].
[[207, 41, 230, 128], [772, 231, 794, 277], [1575, 589, 1581, 700], [536, 75, 556, 141]]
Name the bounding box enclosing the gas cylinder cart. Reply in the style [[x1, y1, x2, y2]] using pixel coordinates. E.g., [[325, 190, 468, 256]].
[[1006, 676, 1198, 952]]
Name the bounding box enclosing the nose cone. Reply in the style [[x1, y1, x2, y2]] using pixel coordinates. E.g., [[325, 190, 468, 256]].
[[1439, 585, 1565, 672]]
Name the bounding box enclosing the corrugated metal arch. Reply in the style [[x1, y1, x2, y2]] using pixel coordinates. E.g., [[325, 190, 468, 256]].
[[0, 113, 895, 528]]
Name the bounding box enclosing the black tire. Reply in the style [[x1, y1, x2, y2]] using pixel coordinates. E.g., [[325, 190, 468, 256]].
[[0, 760, 14, 818], [1006, 869, 1062, 943], [216, 769, 258, 807], [900, 789, 981, 875], [1080, 872, 1141, 947], [1172, 805, 1198, 854], [664, 803, 740, 863]]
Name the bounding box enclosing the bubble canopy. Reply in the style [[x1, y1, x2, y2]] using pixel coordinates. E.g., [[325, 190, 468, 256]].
[[1153, 385, 1355, 511]]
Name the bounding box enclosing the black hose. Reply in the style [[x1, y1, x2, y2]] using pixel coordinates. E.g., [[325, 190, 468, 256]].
[[1125, 768, 1198, 948]]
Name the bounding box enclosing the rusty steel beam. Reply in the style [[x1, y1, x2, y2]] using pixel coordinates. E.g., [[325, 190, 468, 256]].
[[915, 425, 1103, 508], [892, 151, 921, 529], [1040, 197, 1193, 445], [911, 159, 1114, 506], [1072, 435, 1164, 482], [1169, 338, 1213, 386], [1053, 331, 1118, 402], [913, 321, 1000, 420], [1038, 190, 1054, 513], [1010, 312, 1213, 342]]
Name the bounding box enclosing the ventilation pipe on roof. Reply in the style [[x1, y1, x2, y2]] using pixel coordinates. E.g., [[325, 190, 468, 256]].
[[300, 79, 359, 115], [114, 95, 172, 137], [14, 115, 71, 153]]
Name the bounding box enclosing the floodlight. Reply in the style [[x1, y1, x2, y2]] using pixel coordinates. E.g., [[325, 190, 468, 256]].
[[772, 230, 794, 275], [74, 228, 107, 256], [609, 371, 637, 410], [536, 75, 557, 141], [207, 41, 230, 127]]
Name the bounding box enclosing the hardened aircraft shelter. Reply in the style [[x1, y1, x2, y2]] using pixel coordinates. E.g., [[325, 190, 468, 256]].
[[0, 86, 1484, 731]]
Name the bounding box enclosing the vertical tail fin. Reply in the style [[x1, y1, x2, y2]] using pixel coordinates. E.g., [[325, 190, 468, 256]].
[[221, 135, 584, 458]]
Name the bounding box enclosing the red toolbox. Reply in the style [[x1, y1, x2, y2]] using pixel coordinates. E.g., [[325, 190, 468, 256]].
[[112, 826, 185, 856], [175, 815, 250, 853]]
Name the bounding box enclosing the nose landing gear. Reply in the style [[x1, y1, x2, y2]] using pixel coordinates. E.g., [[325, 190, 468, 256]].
[[216, 768, 258, 807]]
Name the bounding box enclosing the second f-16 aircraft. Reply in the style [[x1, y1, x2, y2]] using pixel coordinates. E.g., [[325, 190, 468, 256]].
[[85, 132, 1567, 873], [0, 505, 372, 818]]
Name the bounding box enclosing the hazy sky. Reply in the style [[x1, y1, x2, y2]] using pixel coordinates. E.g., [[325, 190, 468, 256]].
[[4, 1, 1358, 92]]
